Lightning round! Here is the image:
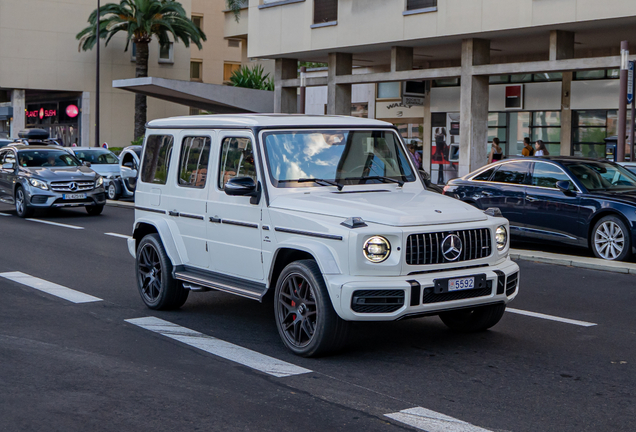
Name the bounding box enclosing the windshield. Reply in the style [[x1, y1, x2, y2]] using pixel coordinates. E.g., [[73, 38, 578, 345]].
[[564, 160, 636, 191], [263, 129, 416, 187], [73, 149, 119, 164], [18, 150, 81, 168]]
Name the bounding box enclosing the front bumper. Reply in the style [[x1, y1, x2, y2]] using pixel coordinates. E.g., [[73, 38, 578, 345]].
[[25, 186, 106, 208], [327, 258, 519, 321]]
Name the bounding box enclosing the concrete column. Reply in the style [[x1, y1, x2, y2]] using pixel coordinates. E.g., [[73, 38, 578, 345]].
[[274, 58, 298, 114], [560, 72, 573, 156], [81, 91, 91, 147], [327, 52, 352, 115], [10, 89, 25, 137], [550, 30, 575, 61], [421, 86, 432, 172], [459, 39, 490, 177], [391, 46, 413, 72]]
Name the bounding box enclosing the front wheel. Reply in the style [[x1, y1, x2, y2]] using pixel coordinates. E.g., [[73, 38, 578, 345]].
[[274, 260, 349, 357], [591, 215, 631, 261], [107, 183, 119, 200], [15, 187, 34, 218], [86, 205, 104, 216], [136, 234, 188, 310], [439, 303, 506, 332]]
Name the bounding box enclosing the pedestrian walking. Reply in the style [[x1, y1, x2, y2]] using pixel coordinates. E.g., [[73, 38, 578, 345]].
[[488, 138, 504, 164], [407, 143, 421, 170], [535, 140, 549, 156], [522, 137, 534, 156]]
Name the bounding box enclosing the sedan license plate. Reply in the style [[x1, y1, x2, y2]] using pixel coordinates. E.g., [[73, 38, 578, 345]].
[[448, 277, 474, 292], [62, 193, 86, 200]]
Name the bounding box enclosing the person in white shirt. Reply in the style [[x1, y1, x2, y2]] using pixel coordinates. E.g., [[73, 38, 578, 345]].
[[535, 140, 549, 156]]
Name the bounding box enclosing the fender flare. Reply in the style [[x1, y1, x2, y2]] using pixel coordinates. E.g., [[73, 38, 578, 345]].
[[268, 238, 342, 284], [133, 216, 188, 266]]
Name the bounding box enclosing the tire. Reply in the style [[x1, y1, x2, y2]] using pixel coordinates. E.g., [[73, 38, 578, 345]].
[[86, 205, 104, 216], [439, 303, 506, 333], [591, 215, 631, 261], [274, 259, 349, 357], [136, 234, 189, 310], [15, 187, 34, 218], [107, 183, 119, 200]]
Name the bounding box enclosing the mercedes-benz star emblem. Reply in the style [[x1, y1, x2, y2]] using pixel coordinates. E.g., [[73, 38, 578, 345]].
[[69, 182, 78, 191], [441, 234, 463, 261]]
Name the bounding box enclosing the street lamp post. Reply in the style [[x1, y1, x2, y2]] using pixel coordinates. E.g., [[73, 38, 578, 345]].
[[95, 0, 100, 148], [617, 40, 629, 162]]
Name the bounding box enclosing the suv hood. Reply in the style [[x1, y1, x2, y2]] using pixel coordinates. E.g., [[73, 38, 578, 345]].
[[23, 166, 97, 181], [270, 189, 488, 227]]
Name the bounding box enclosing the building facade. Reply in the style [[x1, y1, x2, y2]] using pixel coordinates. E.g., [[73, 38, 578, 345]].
[[246, 0, 636, 182], [0, 0, 192, 146]]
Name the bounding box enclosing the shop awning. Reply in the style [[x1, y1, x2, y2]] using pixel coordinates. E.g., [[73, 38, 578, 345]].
[[112, 77, 274, 114]]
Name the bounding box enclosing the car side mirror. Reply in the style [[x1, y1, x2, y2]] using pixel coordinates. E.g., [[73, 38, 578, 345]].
[[82, 161, 92, 167], [2, 162, 15, 170], [225, 177, 261, 204], [556, 180, 577, 196], [123, 162, 134, 169]]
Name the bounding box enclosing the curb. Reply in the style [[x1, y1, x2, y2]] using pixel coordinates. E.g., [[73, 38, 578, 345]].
[[510, 249, 636, 275]]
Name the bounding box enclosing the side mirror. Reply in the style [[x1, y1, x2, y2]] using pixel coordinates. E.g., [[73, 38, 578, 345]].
[[123, 162, 134, 169], [556, 180, 577, 196], [225, 177, 261, 204], [82, 161, 92, 167], [2, 162, 15, 170]]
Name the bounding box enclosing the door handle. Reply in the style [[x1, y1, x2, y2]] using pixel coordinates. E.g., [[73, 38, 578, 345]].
[[482, 191, 493, 196], [168, 211, 179, 217], [209, 216, 221, 223], [526, 196, 539, 202]]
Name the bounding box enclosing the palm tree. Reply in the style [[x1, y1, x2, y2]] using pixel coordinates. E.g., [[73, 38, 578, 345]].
[[77, 0, 206, 139]]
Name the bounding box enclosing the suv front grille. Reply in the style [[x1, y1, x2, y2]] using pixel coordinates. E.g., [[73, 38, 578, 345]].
[[405, 228, 492, 265], [50, 181, 94, 192], [351, 289, 405, 313]]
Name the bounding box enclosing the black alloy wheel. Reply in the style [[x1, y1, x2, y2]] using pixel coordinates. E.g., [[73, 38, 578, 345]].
[[275, 260, 349, 357], [439, 303, 506, 332], [136, 234, 188, 310], [15, 187, 34, 218]]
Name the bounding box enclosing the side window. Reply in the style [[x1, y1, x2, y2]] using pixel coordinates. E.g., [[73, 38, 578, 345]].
[[0, 150, 8, 164], [491, 162, 529, 185], [178, 136, 211, 188], [218, 137, 257, 189], [531, 163, 572, 189], [141, 135, 174, 185], [472, 167, 496, 181], [5, 151, 15, 165]]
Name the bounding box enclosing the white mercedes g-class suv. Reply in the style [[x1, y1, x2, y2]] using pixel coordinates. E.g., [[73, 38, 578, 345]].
[[128, 115, 519, 357]]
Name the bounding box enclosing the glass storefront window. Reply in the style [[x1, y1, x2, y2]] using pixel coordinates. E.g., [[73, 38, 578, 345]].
[[488, 128, 507, 143], [533, 72, 563, 82], [574, 70, 607, 80], [377, 82, 401, 99], [532, 127, 561, 143], [574, 127, 607, 143], [576, 110, 607, 127], [533, 111, 560, 127], [508, 112, 530, 156], [574, 144, 605, 158], [488, 112, 507, 127], [489, 75, 510, 84], [607, 69, 620, 79], [510, 74, 533, 83]]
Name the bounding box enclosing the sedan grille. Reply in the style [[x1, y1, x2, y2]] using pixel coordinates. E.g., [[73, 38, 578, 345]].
[[405, 228, 492, 265], [50, 181, 95, 192]]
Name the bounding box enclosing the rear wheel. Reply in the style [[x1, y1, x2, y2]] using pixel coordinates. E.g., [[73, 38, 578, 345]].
[[439, 303, 506, 332], [591, 215, 631, 261], [86, 205, 104, 216], [136, 234, 189, 310], [15, 187, 34, 218], [274, 260, 349, 357], [107, 183, 119, 200]]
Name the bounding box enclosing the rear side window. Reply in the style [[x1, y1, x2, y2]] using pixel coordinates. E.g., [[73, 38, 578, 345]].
[[141, 135, 174, 185], [491, 162, 529, 184], [218, 137, 257, 189], [178, 136, 211, 188], [531, 162, 571, 189], [472, 167, 495, 181]]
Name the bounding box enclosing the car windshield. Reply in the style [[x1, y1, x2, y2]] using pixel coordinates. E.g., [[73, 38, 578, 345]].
[[564, 160, 636, 191], [73, 149, 119, 165], [18, 150, 81, 167], [263, 129, 416, 187]]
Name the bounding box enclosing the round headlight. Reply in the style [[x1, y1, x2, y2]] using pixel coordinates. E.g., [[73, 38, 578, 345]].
[[363, 236, 391, 263], [496, 225, 507, 251]]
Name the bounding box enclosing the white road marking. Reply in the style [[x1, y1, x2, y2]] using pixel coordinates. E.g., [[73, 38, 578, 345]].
[[0, 212, 11, 217], [125, 316, 312, 378], [105, 232, 132, 239], [507, 308, 597, 327], [25, 218, 84, 230], [0, 271, 102, 303], [385, 407, 492, 432]]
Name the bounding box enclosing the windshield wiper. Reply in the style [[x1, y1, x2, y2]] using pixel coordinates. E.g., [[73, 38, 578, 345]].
[[345, 176, 404, 187], [297, 178, 344, 191]]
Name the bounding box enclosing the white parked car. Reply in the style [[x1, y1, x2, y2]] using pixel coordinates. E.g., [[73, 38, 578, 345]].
[[128, 115, 520, 357]]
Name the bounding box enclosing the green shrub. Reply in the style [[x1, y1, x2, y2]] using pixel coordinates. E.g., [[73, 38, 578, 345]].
[[229, 65, 274, 91]]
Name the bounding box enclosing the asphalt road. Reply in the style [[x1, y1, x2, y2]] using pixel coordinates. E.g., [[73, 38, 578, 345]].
[[0, 203, 634, 432]]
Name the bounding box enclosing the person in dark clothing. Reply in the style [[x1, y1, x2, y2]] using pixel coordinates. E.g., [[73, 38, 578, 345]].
[[488, 137, 504, 163]]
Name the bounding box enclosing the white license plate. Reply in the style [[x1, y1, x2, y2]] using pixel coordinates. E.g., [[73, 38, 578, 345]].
[[62, 193, 86, 200], [448, 277, 475, 292]]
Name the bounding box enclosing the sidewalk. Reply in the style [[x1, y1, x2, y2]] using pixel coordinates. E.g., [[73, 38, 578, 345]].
[[510, 248, 636, 274]]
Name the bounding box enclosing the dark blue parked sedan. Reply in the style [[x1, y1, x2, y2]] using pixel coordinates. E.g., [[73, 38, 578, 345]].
[[443, 157, 636, 261]]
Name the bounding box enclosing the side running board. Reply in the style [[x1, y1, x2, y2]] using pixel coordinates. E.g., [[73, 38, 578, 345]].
[[174, 267, 267, 302]]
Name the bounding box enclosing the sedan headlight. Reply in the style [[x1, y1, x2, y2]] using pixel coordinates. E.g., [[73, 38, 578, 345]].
[[363, 236, 391, 263], [95, 177, 104, 187], [29, 178, 48, 190], [495, 225, 508, 251]]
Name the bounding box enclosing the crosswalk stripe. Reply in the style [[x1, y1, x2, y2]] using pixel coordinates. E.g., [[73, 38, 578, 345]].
[[385, 407, 492, 432], [507, 308, 597, 327], [25, 219, 84, 230], [125, 316, 312, 378], [0, 271, 102, 303], [104, 232, 132, 239]]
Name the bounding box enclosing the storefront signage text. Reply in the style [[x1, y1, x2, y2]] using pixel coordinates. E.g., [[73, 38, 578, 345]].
[[26, 108, 57, 120]]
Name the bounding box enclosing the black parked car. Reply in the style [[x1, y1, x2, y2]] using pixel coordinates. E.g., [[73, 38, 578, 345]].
[[443, 157, 636, 261]]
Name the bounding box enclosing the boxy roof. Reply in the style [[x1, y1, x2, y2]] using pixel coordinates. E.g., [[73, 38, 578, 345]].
[[146, 114, 392, 129]]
